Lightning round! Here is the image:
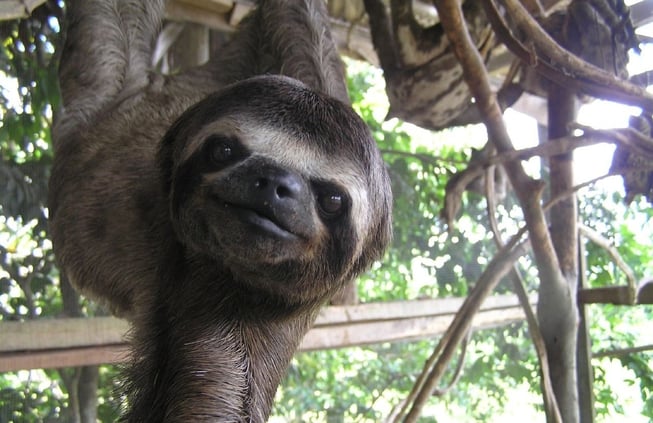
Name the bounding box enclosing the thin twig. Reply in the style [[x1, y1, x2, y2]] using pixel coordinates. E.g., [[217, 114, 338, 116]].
[[484, 163, 653, 262], [593, 343, 653, 359], [508, 268, 563, 422], [543, 165, 653, 213], [456, 127, 653, 179], [432, 329, 472, 396], [578, 223, 638, 303], [380, 149, 469, 166], [571, 124, 653, 156]]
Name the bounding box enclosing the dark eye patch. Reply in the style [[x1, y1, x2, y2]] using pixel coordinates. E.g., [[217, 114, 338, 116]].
[[202, 135, 249, 170], [312, 180, 349, 220], [171, 135, 249, 215]]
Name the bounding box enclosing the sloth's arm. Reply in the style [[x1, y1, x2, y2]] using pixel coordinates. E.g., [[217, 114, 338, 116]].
[[58, 0, 165, 127], [206, 0, 350, 103]]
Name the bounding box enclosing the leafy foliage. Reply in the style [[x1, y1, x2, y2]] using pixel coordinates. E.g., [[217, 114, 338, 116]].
[[0, 1, 61, 321]]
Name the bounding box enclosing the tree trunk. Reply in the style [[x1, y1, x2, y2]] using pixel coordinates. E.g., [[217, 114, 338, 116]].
[[59, 273, 100, 423], [78, 366, 99, 423], [538, 85, 580, 423]]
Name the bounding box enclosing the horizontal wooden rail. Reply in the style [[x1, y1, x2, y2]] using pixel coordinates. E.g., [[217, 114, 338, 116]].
[[0, 295, 532, 372]]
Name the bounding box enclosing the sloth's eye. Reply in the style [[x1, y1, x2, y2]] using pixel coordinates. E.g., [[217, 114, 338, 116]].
[[319, 193, 343, 216], [204, 135, 243, 167], [211, 142, 232, 163], [313, 181, 348, 219], [315, 183, 348, 219]]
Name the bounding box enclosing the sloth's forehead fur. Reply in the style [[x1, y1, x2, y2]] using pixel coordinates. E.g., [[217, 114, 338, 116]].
[[181, 118, 364, 180]]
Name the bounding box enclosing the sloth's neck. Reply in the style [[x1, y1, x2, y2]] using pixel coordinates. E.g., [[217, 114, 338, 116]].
[[124, 259, 318, 422]]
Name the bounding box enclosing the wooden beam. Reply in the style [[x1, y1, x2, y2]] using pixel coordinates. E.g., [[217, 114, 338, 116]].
[[0, 0, 45, 21], [165, 0, 377, 66], [0, 345, 129, 371], [631, 0, 653, 28], [166, 0, 235, 32], [229, 3, 251, 26], [313, 294, 530, 325], [301, 306, 528, 351], [175, 0, 234, 14], [578, 286, 633, 305], [0, 295, 532, 372], [1, 317, 128, 352]]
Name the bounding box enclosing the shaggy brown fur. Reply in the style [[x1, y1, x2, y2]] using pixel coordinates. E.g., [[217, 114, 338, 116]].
[[49, 1, 392, 421]]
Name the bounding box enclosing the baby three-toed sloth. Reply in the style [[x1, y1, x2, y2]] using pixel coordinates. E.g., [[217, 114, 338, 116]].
[[49, 0, 392, 421]]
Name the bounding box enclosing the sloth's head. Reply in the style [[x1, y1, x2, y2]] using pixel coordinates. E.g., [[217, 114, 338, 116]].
[[158, 75, 392, 306]]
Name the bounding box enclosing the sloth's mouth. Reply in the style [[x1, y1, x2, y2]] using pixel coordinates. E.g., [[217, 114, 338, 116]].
[[224, 202, 299, 240]]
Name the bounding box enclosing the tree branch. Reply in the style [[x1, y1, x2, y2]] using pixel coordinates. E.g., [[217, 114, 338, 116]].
[[542, 77, 580, 423], [432, 329, 471, 396], [578, 223, 638, 302], [380, 149, 468, 166], [593, 343, 653, 359], [429, 0, 562, 283], [494, 0, 653, 111], [443, 123, 653, 230], [460, 126, 653, 173], [573, 124, 653, 156], [543, 165, 653, 213]]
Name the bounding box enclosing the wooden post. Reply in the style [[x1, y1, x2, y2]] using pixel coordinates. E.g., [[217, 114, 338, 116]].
[[577, 239, 595, 423]]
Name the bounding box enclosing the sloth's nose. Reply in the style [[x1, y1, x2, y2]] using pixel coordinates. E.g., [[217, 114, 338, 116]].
[[254, 171, 304, 203]]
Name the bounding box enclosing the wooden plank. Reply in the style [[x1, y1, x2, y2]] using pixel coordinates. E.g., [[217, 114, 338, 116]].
[[0, 296, 527, 353], [229, 3, 251, 26], [578, 286, 633, 305], [314, 294, 533, 326], [174, 0, 234, 14], [0, 306, 525, 371], [165, 0, 378, 65], [0, 0, 45, 20], [0, 317, 128, 352], [0, 296, 532, 371], [631, 0, 653, 27], [0, 345, 129, 372], [302, 306, 526, 351], [315, 298, 463, 326], [166, 1, 233, 32]]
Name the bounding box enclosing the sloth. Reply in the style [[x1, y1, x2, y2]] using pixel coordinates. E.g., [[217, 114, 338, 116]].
[[48, 0, 392, 421]]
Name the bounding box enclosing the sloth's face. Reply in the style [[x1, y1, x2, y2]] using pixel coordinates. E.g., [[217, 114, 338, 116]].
[[172, 121, 350, 265], [159, 76, 392, 304]]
